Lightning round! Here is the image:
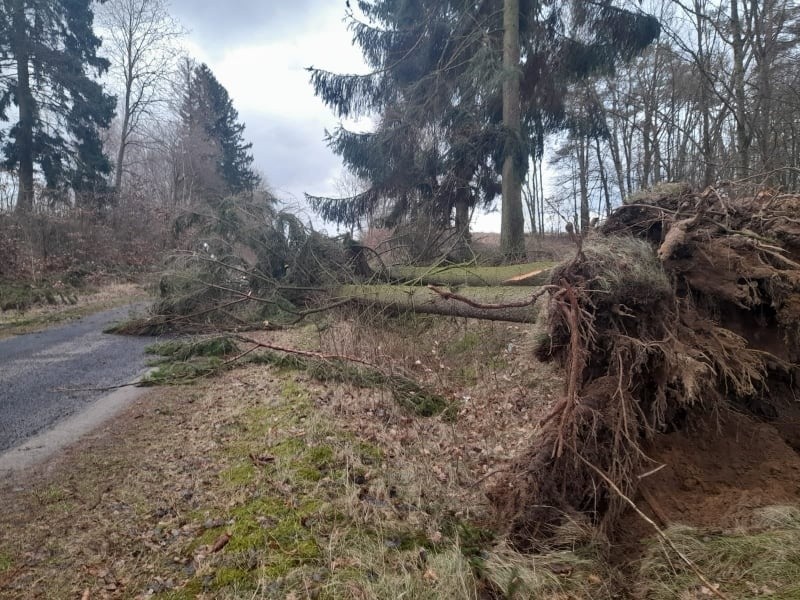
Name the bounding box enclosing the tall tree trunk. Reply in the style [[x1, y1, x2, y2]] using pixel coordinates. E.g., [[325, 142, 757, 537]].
[[525, 160, 538, 235], [608, 115, 626, 201], [694, 0, 715, 186], [577, 136, 590, 232], [12, 0, 35, 215], [730, 0, 750, 179], [114, 82, 132, 193], [594, 137, 612, 216], [451, 193, 471, 261], [500, 0, 525, 261]]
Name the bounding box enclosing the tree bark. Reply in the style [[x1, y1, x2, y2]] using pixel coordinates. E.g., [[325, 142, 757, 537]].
[[114, 77, 133, 193], [12, 0, 35, 215], [500, 0, 525, 260], [338, 284, 540, 323], [385, 262, 553, 287], [730, 0, 750, 179], [577, 136, 590, 231]]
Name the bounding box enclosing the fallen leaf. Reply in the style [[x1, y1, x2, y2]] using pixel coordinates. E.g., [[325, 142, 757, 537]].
[[210, 531, 232, 553]]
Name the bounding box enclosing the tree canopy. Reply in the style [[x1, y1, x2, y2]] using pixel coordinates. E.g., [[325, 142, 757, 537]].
[[0, 0, 115, 212]]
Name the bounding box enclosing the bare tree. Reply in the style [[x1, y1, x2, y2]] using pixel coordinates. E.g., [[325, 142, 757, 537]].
[[99, 0, 184, 194]]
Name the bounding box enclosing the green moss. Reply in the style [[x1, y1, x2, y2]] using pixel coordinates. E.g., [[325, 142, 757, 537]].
[[220, 462, 256, 486], [356, 441, 383, 465], [214, 566, 253, 589], [281, 380, 311, 402], [271, 437, 305, 458], [0, 552, 13, 572], [305, 445, 334, 465]]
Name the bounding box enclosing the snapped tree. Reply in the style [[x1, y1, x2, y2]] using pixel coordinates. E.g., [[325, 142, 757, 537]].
[[0, 0, 115, 212], [307, 0, 659, 260]]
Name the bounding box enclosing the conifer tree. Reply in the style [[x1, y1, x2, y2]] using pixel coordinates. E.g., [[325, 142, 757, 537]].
[[180, 63, 259, 197], [308, 0, 659, 258], [0, 0, 115, 213]]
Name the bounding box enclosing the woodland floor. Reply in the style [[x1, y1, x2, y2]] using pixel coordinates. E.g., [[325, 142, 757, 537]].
[[1, 312, 799, 599]]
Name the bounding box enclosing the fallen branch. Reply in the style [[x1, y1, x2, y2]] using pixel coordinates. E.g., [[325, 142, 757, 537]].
[[233, 334, 378, 369]]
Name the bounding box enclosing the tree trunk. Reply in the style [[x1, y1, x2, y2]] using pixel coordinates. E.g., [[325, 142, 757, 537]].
[[730, 0, 750, 179], [114, 84, 132, 193], [577, 136, 590, 232], [594, 137, 612, 217], [385, 262, 553, 287], [338, 284, 540, 323], [12, 0, 35, 215], [451, 192, 472, 261], [500, 0, 525, 261]]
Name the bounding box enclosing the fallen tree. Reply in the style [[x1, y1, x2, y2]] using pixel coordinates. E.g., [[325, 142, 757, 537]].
[[384, 261, 554, 287], [336, 284, 543, 323], [485, 185, 800, 546]]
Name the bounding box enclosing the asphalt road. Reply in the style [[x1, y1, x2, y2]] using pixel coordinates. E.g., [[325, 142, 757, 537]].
[[0, 305, 152, 453]]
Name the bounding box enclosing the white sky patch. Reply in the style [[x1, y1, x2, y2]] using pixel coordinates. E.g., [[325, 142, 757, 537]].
[[179, 6, 368, 215]]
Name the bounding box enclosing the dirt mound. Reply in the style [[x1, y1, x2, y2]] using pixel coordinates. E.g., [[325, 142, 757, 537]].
[[490, 185, 800, 546], [640, 412, 800, 530]]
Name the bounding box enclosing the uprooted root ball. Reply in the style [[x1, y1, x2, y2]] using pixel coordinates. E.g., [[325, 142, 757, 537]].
[[491, 186, 800, 547]]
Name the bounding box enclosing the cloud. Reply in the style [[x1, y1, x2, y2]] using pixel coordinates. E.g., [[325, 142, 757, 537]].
[[169, 0, 347, 55], [172, 1, 368, 210]]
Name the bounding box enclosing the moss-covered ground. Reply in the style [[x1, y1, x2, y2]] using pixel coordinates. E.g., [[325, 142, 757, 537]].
[[1, 314, 799, 599]]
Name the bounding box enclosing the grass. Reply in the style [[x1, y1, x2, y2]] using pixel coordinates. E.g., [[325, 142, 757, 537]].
[[0, 367, 492, 599], [141, 334, 456, 418], [3, 304, 799, 599], [153, 374, 482, 598], [636, 507, 800, 599], [0, 281, 78, 311]]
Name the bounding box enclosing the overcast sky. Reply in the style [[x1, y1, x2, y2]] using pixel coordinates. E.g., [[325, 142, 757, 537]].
[[168, 0, 503, 231], [168, 1, 362, 217]]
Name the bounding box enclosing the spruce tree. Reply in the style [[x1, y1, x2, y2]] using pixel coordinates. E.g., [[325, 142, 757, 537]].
[[308, 0, 659, 259], [0, 0, 115, 213], [180, 63, 259, 197]]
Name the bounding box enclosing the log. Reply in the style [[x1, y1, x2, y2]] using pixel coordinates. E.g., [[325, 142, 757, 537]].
[[385, 261, 554, 287], [337, 284, 540, 323]]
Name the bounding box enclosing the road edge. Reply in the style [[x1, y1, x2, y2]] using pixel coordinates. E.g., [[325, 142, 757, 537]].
[[0, 372, 151, 477]]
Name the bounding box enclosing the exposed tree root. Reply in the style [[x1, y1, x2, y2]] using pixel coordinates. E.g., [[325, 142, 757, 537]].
[[490, 186, 800, 549]]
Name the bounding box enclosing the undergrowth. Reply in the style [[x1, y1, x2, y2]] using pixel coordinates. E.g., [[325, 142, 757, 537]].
[[636, 507, 800, 599], [142, 336, 455, 418], [161, 376, 482, 599]]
